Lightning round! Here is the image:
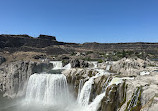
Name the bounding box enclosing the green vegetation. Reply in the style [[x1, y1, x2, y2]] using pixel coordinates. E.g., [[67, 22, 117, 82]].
[[98, 59, 103, 63], [71, 50, 158, 62], [86, 51, 93, 55]]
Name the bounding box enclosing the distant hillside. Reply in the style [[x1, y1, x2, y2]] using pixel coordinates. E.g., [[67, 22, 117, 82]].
[[0, 34, 158, 55], [82, 42, 158, 54]]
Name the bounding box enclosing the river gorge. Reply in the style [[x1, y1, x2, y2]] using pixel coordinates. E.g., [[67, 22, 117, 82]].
[[0, 58, 158, 111]]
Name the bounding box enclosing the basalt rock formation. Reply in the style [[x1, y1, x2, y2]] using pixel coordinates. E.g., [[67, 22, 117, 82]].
[[82, 42, 158, 54], [63, 68, 127, 111], [70, 59, 89, 68], [0, 34, 59, 48], [0, 34, 158, 56], [63, 57, 158, 111]]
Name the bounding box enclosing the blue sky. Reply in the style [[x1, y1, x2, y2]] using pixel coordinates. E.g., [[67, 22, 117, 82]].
[[0, 0, 158, 43]]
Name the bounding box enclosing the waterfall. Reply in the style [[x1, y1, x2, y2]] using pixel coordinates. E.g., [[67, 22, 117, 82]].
[[77, 78, 94, 106], [50, 61, 71, 70], [23, 63, 119, 111], [88, 61, 98, 69], [63, 63, 71, 69], [87, 92, 105, 111], [127, 87, 141, 110], [86, 76, 112, 111], [77, 72, 108, 106], [77, 79, 84, 100], [106, 65, 111, 70], [50, 61, 63, 69], [102, 76, 111, 92], [25, 73, 69, 105]]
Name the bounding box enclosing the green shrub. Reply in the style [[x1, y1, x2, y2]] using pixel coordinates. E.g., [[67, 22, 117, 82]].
[[98, 59, 103, 63]]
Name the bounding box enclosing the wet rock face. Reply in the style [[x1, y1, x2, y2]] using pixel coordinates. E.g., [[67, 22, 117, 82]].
[[63, 69, 98, 98], [70, 59, 89, 68], [0, 61, 53, 98], [63, 69, 127, 111], [0, 56, 6, 65], [100, 82, 126, 111]]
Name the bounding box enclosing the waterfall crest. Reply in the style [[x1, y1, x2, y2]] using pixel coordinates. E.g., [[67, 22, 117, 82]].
[[50, 61, 71, 70]]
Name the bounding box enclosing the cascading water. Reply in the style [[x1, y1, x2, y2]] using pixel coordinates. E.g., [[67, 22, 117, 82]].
[[85, 76, 112, 111], [88, 61, 98, 69], [77, 72, 109, 107], [106, 65, 111, 70], [25, 73, 69, 105], [77, 78, 94, 106], [50, 61, 71, 70], [50, 61, 63, 69], [14, 61, 118, 111], [63, 63, 71, 69], [127, 87, 141, 110], [77, 79, 84, 100], [87, 92, 105, 111], [1, 60, 123, 111]]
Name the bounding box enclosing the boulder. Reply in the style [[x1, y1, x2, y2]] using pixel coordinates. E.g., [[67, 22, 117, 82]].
[[70, 59, 88, 68]]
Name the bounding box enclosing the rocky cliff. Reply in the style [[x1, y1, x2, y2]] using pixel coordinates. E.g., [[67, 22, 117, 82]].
[[62, 57, 158, 111], [82, 42, 158, 54], [0, 34, 59, 48], [0, 61, 53, 98], [0, 34, 158, 56]]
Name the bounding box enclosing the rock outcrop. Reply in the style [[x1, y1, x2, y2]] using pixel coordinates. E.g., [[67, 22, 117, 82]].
[[63, 66, 158, 111], [82, 42, 158, 54], [0, 34, 63, 49], [63, 68, 98, 97], [119, 74, 158, 111], [0, 61, 53, 98], [111, 58, 155, 76], [0, 56, 6, 65], [63, 68, 127, 111], [70, 59, 89, 68], [100, 82, 126, 111], [38, 34, 56, 41]]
